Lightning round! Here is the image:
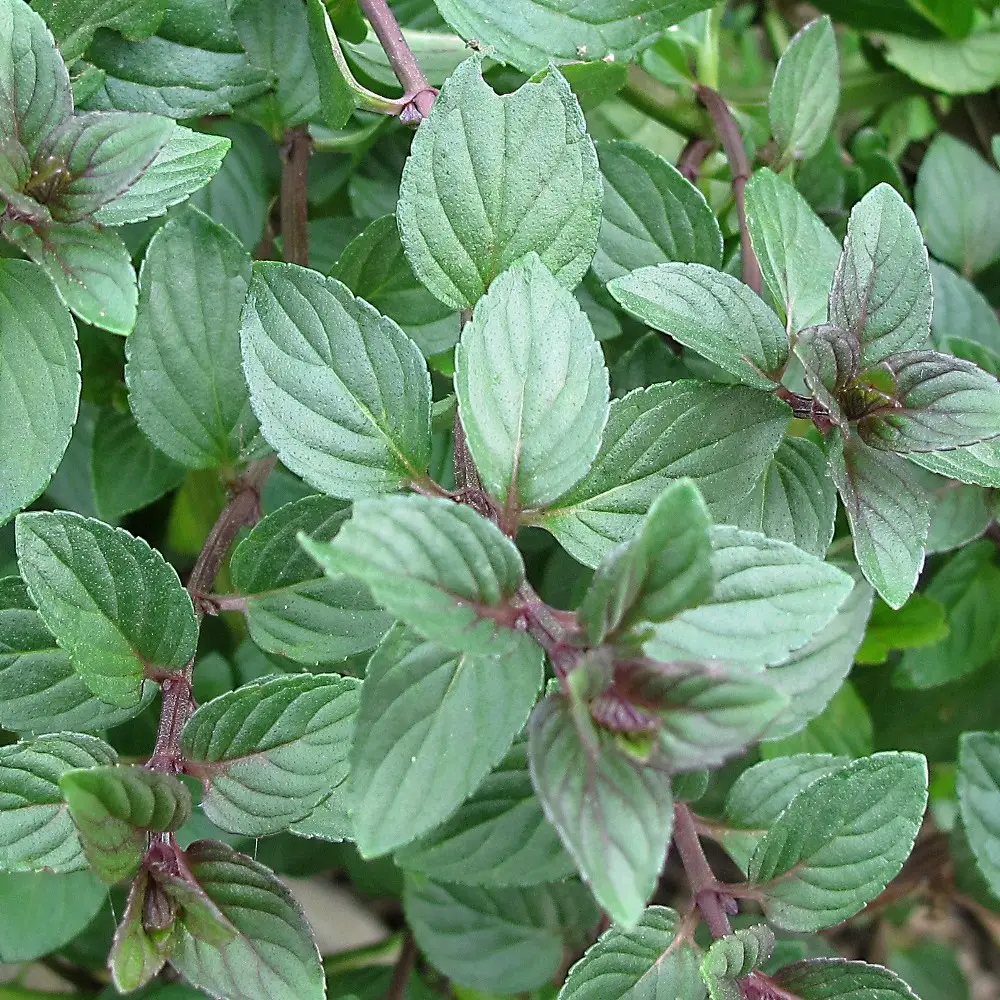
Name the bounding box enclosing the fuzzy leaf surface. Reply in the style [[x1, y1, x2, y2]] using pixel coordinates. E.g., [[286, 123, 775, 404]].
[[772, 958, 921, 998]]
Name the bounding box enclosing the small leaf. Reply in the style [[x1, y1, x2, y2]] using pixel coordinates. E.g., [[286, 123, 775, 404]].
[[15, 511, 198, 707], [126, 206, 257, 470], [0, 259, 80, 526], [109, 870, 170, 992], [395, 738, 575, 887], [769, 17, 839, 163], [2, 219, 137, 334], [397, 58, 602, 310], [794, 323, 859, 421], [60, 765, 191, 884], [591, 139, 722, 284], [350, 624, 542, 856], [404, 875, 598, 995], [829, 183, 932, 366], [540, 382, 790, 568], [241, 261, 432, 498], [300, 495, 526, 656], [304, 0, 353, 131], [958, 731, 1000, 899], [29, 0, 167, 62], [646, 526, 854, 668], [701, 925, 774, 998], [579, 479, 712, 645], [456, 254, 610, 510], [557, 904, 705, 1000], [528, 693, 674, 926], [0, 732, 117, 873], [169, 840, 325, 1000], [828, 432, 930, 609], [855, 593, 949, 665], [181, 673, 360, 837], [747, 752, 928, 930], [772, 958, 920, 999], [229, 495, 392, 665], [608, 262, 789, 389]]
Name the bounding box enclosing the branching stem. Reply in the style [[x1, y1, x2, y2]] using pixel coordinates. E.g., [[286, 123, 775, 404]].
[[672, 802, 735, 939]]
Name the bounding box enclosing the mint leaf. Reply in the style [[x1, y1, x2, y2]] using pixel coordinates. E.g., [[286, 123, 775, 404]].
[[241, 262, 432, 498], [2, 219, 137, 334], [772, 958, 920, 999], [404, 875, 598, 995], [395, 738, 576, 887], [557, 905, 706, 1000], [93, 124, 229, 226], [592, 139, 722, 285], [30, 0, 167, 61], [769, 17, 839, 164], [60, 765, 191, 883], [829, 183, 932, 366], [762, 681, 873, 760], [304, 0, 353, 131], [0, 259, 80, 526], [181, 673, 359, 837], [300, 495, 527, 656], [0, 577, 156, 733], [609, 263, 789, 388], [528, 693, 674, 926], [456, 254, 609, 510], [579, 479, 712, 645], [540, 382, 790, 567], [793, 323, 859, 422], [126, 206, 257, 470], [0, 732, 117, 873], [828, 432, 930, 609], [908, 437, 1000, 488], [745, 168, 840, 333], [929, 260, 1000, 352], [15, 511, 198, 707], [747, 752, 927, 930], [109, 870, 170, 992], [349, 624, 542, 856], [958, 731, 1000, 899], [229, 495, 392, 665], [169, 840, 324, 1000], [646, 526, 854, 668], [397, 58, 601, 310], [701, 925, 774, 997], [855, 593, 949, 665]]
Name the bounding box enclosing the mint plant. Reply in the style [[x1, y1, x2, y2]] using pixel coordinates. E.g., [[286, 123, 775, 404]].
[[2, 1, 1000, 998]]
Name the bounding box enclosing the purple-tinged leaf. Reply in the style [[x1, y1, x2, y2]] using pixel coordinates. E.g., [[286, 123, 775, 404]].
[[771, 957, 920, 998], [793, 323, 858, 422], [109, 870, 171, 993]]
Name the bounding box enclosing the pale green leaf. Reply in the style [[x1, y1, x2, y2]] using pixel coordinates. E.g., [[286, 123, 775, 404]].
[[883, 30, 1000, 97], [855, 593, 949, 665], [701, 925, 774, 998], [928, 261, 1000, 353], [761, 681, 873, 760], [305, 0, 354, 131], [958, 731, 1000, 899]]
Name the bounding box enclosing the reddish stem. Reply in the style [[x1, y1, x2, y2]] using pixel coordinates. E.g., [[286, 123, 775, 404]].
[[672, 802, 734, 939], [279, 126, 311, 267]]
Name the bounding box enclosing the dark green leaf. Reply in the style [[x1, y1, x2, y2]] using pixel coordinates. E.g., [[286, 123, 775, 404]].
[[304, 0, 353, 130], [958, 731, 1000, 900], [928, 260, 1000, 352], [855, 593, 949, 664], [30, 0, 168, 61], [772, 958, 920, 999], [761, 681, 873, 759], [889, 940, 969, 1000], [702, 925, 774, 997]]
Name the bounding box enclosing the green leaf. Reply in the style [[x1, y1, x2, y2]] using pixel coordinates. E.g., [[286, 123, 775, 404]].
[[2, 219, 137, 334], [540, 382, 790, 567], [828, 432, 930, 609], [883, 31, 1000, 97], [857, 350, 1000, 452], [926, 477, 993, 554], [732, 437, 838, 559], [288, 785, 351, 844], [169, 839, 325, 1000], [793, 324, 858, 422], [762, 680, 873, 759], [229, 495, 392, 665], [91, 408, 185, 521], [701, 926, 774, 998], [746, 752, 927, 930], [558, 905, 705, 999], [745, 168, 841, 334], [350, 624, 543, 856], [928, 261, 1000, 353], [397, 58, 601, 310], [30, 0, 167, 61], [15, 511, 198, 707], [304, 0, 353, 131], [300, 495, 526, 656], [769, 17, 839, 164], [109, 870, 170, 991], [0, 0, 72, 158], [907, 437, 1000, 488], [0, 732, 117, 873], [889, 940, 969, 1000], [855, 593, 949, 664], [0, 577, 157, 733], [772, 958, 920, 999], [395, 738, 575, 887], [646, 525, 854, 668], [579, 480, 712, 645], [0, 869, 107, 961], [331, 214, 459, 358], [916, 134, 1000, 278], [528, 693, 673, 926], [241, 262, 432, 497], [126, 206, 257, 470], [181, 673, 360, 836], [456, 254, 610, 510], [60, 765, 191, 883], [342, 25, 470, 89], [591, 139, 722, 285], [431, 0, 716, 73], [38, 111, 174, 222], [958, 731, 1000, 899], [404, 875, 598, 995], [93, 124, 230, 226], [830, 183, 932, 367], [0, 259, 80, 526], [895, 541, 1000, 688]]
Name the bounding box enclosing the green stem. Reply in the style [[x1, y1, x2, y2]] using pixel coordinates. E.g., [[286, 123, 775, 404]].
[[620, 66, 707, 138], [696, 4, 723, 90]]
